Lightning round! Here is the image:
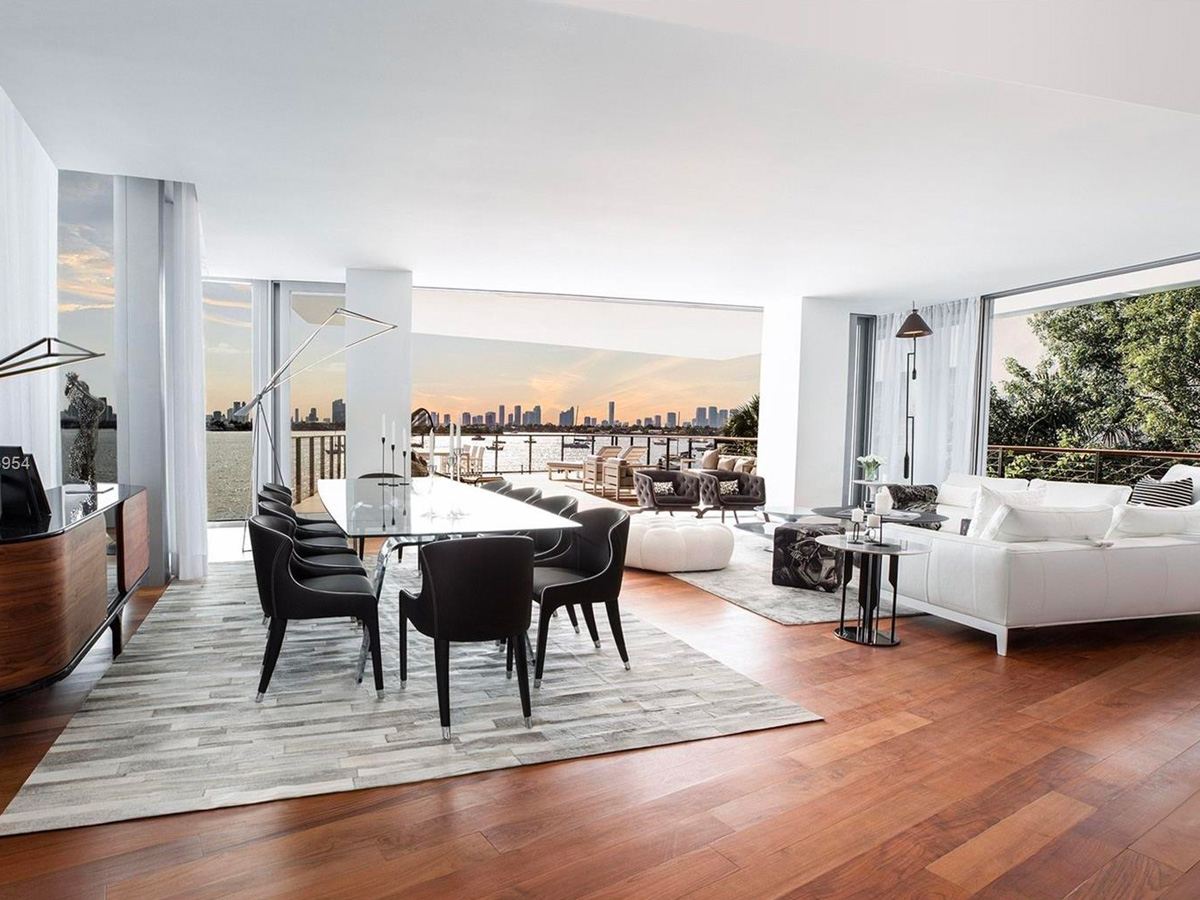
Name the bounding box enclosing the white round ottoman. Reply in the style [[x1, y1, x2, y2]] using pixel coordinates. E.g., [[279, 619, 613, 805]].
[[625, 516, 734, 572]]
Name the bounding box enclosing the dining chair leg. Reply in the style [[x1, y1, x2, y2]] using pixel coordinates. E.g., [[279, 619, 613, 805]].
[[434, 638, 452, 740], [581, 604, 601, 648], [506, 636, 514, 679], [565, 604, 580, 633], [398, 605, 408, 688], [524, 631, 534, 665], [605, 600, 630, 670], [514, 631, 532, 727], [365, 610, 384, 699], [256, 618, 288, 702], [534, 606, 552, 689], [355, 626, 370, 683]]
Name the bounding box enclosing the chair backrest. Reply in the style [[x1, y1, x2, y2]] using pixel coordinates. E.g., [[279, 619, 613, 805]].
[[416, 536, 534, 641], [260, 485, 292, 503], [570, 508, 629, 597], [248, 514, 296, 617], [507, 486, 543, 504], [622, 445, 648, 465], [258, 495, 299, 521], [480, 479, 511, 493], [530, 495, 579, 553], [263, 482, 292, 498], [359, 472, 402, 480]]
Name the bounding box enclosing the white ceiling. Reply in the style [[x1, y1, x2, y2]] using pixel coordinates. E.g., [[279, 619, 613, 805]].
[[2, 0, 1200, 307]]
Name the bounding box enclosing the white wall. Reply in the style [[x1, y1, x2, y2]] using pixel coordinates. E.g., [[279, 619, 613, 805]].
[[345, 268, 413, 477], [0, 84, 59, 480], [758, 296, 891, 508]]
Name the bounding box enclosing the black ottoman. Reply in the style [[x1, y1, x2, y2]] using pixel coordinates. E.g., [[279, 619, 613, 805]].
[[772, 522, 846, 592]]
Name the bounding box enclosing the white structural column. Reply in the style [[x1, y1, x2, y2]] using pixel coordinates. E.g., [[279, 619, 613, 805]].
[[114, 176, 170, 585], [344, 268, 412, 478], [758, 297, 861, 509]]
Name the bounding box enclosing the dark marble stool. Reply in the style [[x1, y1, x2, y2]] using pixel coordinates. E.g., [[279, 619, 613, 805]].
[[772, 522, 846, 591]]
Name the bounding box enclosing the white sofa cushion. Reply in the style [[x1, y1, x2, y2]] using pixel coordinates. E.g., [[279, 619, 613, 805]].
[[965, 483, 1047, 538], [1030, 479, 1132, 508], [938, 474, 1029, 509], [979, 504, 1114, 543], [1106, 502, 1200, 539], [1163, 464, 1200, 503], [625, 517, 734, 572]]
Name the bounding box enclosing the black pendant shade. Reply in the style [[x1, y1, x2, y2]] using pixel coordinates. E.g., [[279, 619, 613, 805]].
[[895, 309, 933, 339]]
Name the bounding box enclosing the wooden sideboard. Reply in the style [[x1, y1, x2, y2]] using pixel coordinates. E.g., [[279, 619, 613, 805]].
[[0, 484, 149, 698]]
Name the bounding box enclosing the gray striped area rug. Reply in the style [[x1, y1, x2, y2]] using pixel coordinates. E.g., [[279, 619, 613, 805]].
[[0, 560, 819, 835]]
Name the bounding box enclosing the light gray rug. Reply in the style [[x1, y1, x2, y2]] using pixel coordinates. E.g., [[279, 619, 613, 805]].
[[0, 559, 819, 836], [671, 527, 923, 626]]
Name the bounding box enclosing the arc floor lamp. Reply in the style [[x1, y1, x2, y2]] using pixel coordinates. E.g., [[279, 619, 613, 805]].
[[896, 308, 933, 484], [233, 307, 396, 537]]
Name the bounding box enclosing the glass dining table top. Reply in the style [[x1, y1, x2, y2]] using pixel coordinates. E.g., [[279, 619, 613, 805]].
[[317, 477, 581, 538]]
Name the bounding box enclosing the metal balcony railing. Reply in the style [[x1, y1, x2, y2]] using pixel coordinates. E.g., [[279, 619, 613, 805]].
[[986, 444, 1200, 485]]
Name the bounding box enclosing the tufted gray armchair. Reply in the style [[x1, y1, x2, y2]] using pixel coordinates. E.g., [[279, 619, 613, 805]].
[[694, 470, 768, 522], [632, 469, 701, 514]]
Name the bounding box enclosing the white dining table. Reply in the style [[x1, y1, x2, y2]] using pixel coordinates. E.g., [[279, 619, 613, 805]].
[[317, 476, 580, 593]]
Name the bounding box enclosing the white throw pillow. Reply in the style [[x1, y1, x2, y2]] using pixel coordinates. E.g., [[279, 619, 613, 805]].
[[965, 483, 1047, 538], [937, 482, 978, 509], [1029, 479, 1131, 508], [1105, 503, 1200, 539], [979, 504, 1115, 543]]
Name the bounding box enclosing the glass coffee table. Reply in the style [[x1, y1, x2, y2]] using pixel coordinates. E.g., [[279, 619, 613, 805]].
[[815, 534, 931, 647]]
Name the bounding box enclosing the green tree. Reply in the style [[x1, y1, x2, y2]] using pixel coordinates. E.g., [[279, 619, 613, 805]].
[[988, 288, 1200, 453], [723, 394, 759, 438]]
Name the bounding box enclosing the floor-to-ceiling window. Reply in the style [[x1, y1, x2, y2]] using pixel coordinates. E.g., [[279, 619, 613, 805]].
[[985, 258, 1200, 482], [57, 170, 117, 482], [202, 279, 253, 520]]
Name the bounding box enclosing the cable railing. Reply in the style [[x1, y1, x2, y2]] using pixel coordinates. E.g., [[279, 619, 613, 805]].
[[289, 431, 756, 502], [986, 444, 1200, 485]]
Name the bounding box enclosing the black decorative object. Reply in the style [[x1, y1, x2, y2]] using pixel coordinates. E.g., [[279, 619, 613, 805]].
[[0, 336, 103, 380], [0, 446, 51, 524], [895, 308, 933, 484], [772, 522, 845, 591], [64, 372, 107, 487]]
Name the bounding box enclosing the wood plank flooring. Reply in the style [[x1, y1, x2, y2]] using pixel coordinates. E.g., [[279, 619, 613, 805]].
[[5, 558, 1200, 899]]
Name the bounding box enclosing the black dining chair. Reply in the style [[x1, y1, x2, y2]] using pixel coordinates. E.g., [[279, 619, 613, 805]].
[[531, 508, 631, 688], [527, 494, 582, 633], [480, 479, 511, 494], [506, 486, 543, 504], [256, 497, 353, 555], [256, 493, 346, 538], [399, 536, 535, 740], [263, 482, 293, 499], [248, 515, 384, 701], [253, 514, 365, 576]]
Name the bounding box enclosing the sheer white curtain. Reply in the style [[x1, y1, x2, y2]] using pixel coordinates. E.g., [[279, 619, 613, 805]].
[[0, 85, 59, 480], [163, 182, 208, 580], [869, 297, 981, 486]]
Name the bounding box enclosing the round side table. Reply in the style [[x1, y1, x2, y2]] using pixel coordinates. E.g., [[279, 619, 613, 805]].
[[814, 534, 930, 647]]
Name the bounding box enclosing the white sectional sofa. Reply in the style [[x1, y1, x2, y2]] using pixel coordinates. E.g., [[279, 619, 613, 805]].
[[888, 465, 1200, 655]]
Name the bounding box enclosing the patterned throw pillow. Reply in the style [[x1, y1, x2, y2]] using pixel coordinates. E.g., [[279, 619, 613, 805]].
[[881, 483, 942, 530], [652, 481, 676, 496], [1130, 476, 1193, 507], [718, 480, 740, 496]]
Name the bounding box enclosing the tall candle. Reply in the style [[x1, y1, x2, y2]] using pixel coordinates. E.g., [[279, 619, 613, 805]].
[[875, 488, 894, 515], [390, 421, 396, 447], [381, 413, 386, 440]]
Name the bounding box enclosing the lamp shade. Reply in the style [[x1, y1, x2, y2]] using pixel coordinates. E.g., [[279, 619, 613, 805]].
[[895, 309, 933, 339]]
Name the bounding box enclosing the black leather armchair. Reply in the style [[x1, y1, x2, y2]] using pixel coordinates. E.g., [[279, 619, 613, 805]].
[[400, 536, 535, 739], [633, 470, 701, 514], [248, 515, 383, 701], [694, 470, 768, 522], [531, 508, 630, 688]]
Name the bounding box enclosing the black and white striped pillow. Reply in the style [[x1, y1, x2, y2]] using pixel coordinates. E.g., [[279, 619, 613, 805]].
[[1129, 476, 1194, 508]]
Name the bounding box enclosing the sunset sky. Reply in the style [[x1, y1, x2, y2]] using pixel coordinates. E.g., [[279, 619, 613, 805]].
[[57, 170, 761, 425]]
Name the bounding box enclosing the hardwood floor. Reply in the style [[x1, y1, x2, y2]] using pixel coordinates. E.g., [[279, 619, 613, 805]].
[[5, 561, 1200, 899]]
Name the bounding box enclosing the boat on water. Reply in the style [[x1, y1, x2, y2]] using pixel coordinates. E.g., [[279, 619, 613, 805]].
[[471, 435, 486, 441], [564, 439, 590, 449], [486, 441, 505, 450]]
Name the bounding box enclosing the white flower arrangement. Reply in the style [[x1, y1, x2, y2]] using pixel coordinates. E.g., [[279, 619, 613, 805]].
[[857, 454, 886, 479]]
